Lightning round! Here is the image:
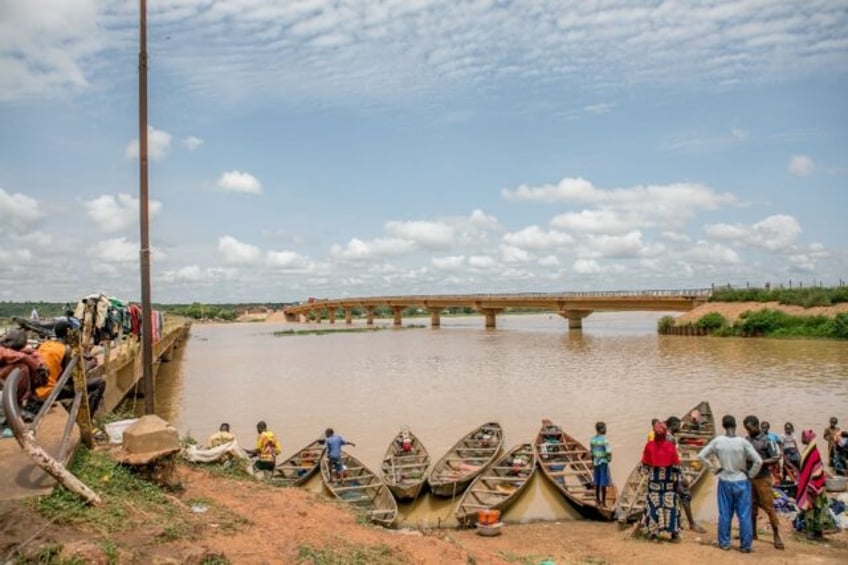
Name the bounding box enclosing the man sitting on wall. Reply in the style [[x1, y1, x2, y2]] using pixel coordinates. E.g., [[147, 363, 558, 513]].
[[33, 320, 105, 415]]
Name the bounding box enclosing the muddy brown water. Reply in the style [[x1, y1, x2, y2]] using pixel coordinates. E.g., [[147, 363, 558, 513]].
[[154, 312, 848, 527]]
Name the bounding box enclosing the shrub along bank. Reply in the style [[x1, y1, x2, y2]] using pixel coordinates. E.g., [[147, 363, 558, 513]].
[[659, 310, 848, 339]]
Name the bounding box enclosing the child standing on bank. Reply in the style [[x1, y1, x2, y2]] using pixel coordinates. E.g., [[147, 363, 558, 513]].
[[590, 421, 612, 507]]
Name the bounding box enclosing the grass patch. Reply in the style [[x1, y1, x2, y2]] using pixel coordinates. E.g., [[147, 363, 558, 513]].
[[296, 542, 404, 564], [34, 448, 188, 537]]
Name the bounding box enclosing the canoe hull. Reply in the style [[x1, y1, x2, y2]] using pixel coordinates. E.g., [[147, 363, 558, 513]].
[[320, 451, 398, 527], [271, 439, 325, 487], [612, 400, 716, 523], [429, 422, 504, 498], [534, 420, 617, 521], [381, 429, 431, 502], [455, 443, 537, 527]]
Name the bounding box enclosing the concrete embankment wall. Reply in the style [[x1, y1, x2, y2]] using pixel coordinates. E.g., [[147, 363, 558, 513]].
[[90, 319, 191, 415]]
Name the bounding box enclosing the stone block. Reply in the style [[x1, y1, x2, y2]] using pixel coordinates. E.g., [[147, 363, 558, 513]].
[[123, 415, 179, 454]]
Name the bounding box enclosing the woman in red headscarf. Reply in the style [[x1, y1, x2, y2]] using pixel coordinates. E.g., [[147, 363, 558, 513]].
[[796, 430, 835, 539], [640, 421, 682, 540]]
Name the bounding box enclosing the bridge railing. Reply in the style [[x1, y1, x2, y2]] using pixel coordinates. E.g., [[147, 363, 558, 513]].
[[287, 289, 713, 309]]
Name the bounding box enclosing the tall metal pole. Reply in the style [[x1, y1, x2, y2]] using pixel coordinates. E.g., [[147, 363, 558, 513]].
[[139, 0, 155, 414]]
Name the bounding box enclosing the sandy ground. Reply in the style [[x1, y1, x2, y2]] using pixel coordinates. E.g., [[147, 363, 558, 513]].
[[674, 301, 848, 325], [2, 465, 846, 564]]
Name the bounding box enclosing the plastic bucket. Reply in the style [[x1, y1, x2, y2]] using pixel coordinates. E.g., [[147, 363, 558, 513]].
[[478, 509, 501, 525]]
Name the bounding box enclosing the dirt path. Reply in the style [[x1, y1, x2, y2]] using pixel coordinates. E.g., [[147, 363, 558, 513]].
[[3, 465, 846, 564]]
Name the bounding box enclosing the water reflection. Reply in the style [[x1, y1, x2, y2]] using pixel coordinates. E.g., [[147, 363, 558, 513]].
[[159, 312, 848, 525]]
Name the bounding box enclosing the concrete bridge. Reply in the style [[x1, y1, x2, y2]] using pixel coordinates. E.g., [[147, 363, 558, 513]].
[[283, 289, 712, 330]]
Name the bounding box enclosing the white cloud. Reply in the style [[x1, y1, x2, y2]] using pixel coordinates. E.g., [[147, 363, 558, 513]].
[[686, 242, 741, 264], [88, 237, 138, 263], [704, 214, 802, 252], [503, 177, 738, 222], [85, 193, 162, 233], [432, 255, 465, 271], [160, 265, 238, 283], [384, 220, 454, 250], [788, 154, 815, 176], [218, 235, 261, 264], [468, 255, 496, 269], [731, 127, 749, 141], [0, 0, 100, 101], [183, 136, 204, 151], [0, 187, 42, 229], [0, 247, 33, 263], [573, 258, 602, 275], [266, 250, 312, 270], [126, 126, 173, 161], [468, 209, 499, 229], [550, 209, 643, 234], [538, 255, 560, 267], [500, 244, 532, 263], [502, 226, 574, 250], [217, 171, 263, 194], [749, 214, 802, 251], [583, 231, 661, 259], [329, 237, 414, 260]]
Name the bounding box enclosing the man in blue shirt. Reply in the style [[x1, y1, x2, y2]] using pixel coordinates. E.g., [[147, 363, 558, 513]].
[[324, 427, 356, 483]]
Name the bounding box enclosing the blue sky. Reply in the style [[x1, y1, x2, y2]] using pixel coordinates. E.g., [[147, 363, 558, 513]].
[[1, 0, 847, 303]]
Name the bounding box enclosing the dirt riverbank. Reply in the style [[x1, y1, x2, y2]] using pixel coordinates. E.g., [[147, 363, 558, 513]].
[[2, 464, 846, 564], [675, 301, 848, 325]]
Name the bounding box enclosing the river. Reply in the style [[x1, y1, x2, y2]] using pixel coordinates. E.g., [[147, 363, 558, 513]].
[[154, 312, 848, 527]]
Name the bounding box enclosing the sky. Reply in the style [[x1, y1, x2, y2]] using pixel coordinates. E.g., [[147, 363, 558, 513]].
[[1, 0, 847, 304]]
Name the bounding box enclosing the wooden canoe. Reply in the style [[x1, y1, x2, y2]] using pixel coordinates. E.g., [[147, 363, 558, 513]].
[[534, 420, 617, 521], [380, 428, 431, 501], [271, 439, 325, 487], [428, 422, 504, 498], [455, 442, 536, 527], [320, 450, 398, 527], [613, 400, 716, 523]]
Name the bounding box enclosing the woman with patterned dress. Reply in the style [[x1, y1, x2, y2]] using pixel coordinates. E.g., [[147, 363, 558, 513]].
[[796, 429, 835, 540], [640, 421, 682, 541]]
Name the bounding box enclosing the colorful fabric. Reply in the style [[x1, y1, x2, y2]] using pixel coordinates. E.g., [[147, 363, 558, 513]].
[[590, 434, 611, 466], [593, 462, 610, 487], [641, 466, 681, 536], [256, 430, 281, 462], [796, 439, 825, 511], [642, 436, 679, 468], [801, 492, 836, 534]]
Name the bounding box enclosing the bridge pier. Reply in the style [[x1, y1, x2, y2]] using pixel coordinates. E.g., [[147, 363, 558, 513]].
[[481, 308, 503, 329], [391, 306, 404, 327], [558, 309, 593, 330], [428, 308, 441, 328], [344, 308, 352, 325], [365, 306, 375, 326], [328, 308, 336, 324]]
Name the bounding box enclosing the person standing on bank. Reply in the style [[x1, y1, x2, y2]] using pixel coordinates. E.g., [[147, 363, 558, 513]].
[[590, 421, 612, 507], [247, 421, 281, 480], [823, 417, 839, 468], [324, 428, 355, 483], [640, 421, 682, 541], [743, 415, 785, 550], [698, 415, 762, 553], [797, 429, 836, 540]]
